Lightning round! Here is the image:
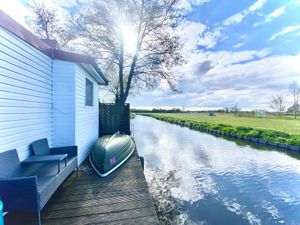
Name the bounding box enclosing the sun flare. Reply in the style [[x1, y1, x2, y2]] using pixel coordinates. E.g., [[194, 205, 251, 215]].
[[119, 21, 138, 54]]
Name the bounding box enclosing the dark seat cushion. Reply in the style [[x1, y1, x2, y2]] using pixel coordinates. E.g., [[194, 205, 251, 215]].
[[38, 156, 77, 208], [0, 149, 22, 177], [31, 138, 51, 155]]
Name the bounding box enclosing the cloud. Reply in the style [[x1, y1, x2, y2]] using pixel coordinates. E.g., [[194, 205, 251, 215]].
[[197, 27, 223, 49], [254, 6, 286, 27], [178, 20, 207, 50], [291, 0, 300, 4], [269, 25, 300, 40], [0, 0, 29, 27], [175, 48, 271, 83], [196, 60, 213, 75], [223, 0, 267, 26], [239, 34, 250, 40], [266, 6, 285, 18], [176, 0, 210, 12], [177, 20, 226, 51], [248, 0, 266, 12], [223, 12, 246, 26], [233, 42, 245, 48], [204, 48, 271, 66]]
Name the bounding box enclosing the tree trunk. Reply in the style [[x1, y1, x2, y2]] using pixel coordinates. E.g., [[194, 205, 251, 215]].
[[114, 98, 127, 133], [294, 96, 297, 119], [119, 40, 124, 100]]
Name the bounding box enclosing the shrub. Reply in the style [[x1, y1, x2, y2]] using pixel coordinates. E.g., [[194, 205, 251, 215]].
[[245, 129, 263, 138]]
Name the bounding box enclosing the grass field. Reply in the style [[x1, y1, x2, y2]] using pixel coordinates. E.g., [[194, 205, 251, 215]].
[[149, 113, 300, 135]]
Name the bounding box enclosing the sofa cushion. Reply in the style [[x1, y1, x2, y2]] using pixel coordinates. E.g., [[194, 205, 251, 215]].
[[0, 150, 22, 178], [38, 156, 77, 208], [31, 138, 50, 155]]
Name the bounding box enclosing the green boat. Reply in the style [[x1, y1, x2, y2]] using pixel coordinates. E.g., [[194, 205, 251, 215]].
[[89, 132, 135, 177]]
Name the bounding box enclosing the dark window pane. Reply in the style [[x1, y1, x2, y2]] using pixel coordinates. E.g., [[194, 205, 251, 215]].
[[85, 78, 93, 106]]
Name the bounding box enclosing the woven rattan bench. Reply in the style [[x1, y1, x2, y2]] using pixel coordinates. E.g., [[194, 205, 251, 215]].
[[0, 139, 78, 225]]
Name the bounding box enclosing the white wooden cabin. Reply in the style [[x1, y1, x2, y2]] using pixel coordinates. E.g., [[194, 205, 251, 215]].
[[0, 10, 108, 165]]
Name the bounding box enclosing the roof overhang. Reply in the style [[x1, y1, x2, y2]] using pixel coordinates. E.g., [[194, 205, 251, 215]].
[[79, 63, 108, 85], [52, 49, 108, 85]]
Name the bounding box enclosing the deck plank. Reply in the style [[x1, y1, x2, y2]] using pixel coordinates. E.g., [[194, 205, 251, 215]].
[[43, 207, 157, 225]]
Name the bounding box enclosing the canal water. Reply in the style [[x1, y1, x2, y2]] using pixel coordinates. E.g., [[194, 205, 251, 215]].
[[134, 115, 300, 225]]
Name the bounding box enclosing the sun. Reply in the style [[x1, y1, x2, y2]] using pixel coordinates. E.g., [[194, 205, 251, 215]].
[[119, 21, 138, 55]]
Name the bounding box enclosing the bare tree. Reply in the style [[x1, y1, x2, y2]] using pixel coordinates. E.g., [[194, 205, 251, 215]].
[[270, 95, 286, 115], [72, 0, 184, 109], [28, 1, 56, 39], [27, 1, 75, 48], [223, 107, 230, 113], [230, 102, 240, 113], [289, 81, 300, 118]]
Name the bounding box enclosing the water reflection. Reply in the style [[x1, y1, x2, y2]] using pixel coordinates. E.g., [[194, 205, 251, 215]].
[[146, 169, 186, 225], [134, 116, 300, 225]]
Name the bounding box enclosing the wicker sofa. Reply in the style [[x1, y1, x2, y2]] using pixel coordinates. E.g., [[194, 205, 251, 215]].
[[0, 141, 77, 225]]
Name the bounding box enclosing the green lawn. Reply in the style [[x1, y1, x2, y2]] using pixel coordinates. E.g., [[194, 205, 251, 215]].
[[150, 113, 300, 135]]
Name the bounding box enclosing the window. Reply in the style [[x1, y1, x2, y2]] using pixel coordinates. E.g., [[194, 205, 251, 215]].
[[85, 78, 93, 106]]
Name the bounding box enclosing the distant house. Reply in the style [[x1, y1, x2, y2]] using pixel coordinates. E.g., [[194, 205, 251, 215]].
[[0, 10, 108, 165], [254, 109, 267, 117]]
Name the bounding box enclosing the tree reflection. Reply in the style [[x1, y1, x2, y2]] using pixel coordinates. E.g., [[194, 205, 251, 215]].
[[147, 169, 187, 225]]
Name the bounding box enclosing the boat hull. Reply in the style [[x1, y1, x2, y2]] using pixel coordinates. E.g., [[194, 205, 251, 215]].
[[89, 134, 135, 177]]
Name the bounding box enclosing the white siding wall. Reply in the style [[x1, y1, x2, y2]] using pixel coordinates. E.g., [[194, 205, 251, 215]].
[[75, 65, 99, 165], [0, 27, 53, 160], [52, 60, 75, 147]]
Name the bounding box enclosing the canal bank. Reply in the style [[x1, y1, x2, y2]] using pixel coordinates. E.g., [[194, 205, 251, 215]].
[[141, 114, 300, 152]]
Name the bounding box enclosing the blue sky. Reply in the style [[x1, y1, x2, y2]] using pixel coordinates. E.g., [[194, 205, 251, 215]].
[[1, 0, 300, 110], [188, 0, 300, 55]]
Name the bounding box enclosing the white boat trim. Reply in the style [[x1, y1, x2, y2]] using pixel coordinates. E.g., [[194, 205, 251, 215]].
[[89, 145, 135, 177]]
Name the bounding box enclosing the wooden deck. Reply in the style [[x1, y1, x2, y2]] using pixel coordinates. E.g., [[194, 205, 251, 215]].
[[5, 150, 158, 225]]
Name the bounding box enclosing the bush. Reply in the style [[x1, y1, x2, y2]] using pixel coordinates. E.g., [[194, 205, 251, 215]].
[[245, 129, 263, 138], [288, 136, 300, 146], [235, 127, 253, 136]]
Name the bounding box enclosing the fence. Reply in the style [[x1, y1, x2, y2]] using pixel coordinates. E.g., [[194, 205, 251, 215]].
[[99, 103, 131, 136]]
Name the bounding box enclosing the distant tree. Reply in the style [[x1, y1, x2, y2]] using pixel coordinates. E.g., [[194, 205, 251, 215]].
[[287, 103, 300, 113], [289, 81, 300, 118], [224, 107, 230, 113], [150, 108, 182, 113], [230, 102, 240, 113], [270, 95, 286, 114], [72, 0, 184, 110], [27, 1, 75, 47]]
